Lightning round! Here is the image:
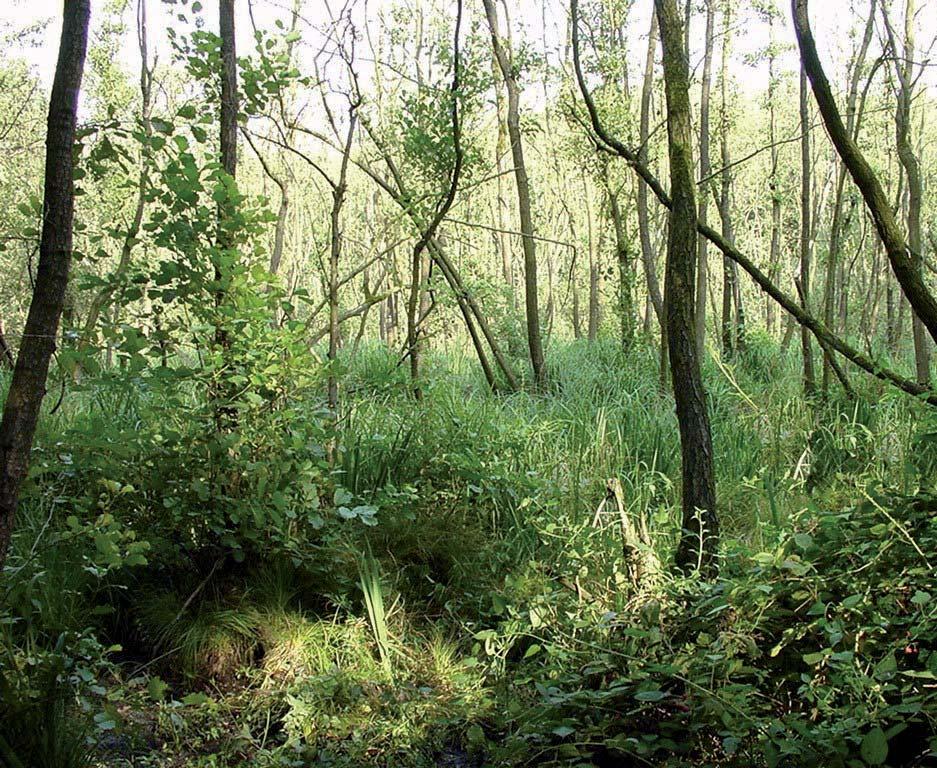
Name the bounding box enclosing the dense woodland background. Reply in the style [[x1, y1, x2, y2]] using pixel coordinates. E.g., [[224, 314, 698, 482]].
[[1, 0, 937, 766]]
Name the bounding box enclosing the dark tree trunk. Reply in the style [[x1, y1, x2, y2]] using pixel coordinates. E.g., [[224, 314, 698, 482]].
[[0, 0, 91, 571], [217, 0, 237, 355], [655, 0, 718, 574]]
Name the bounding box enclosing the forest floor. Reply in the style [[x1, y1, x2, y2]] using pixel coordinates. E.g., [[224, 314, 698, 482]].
[[3, 338, 936, 767]]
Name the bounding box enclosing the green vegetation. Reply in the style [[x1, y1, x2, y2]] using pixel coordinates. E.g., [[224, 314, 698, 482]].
[[1, 0, 936, 766], [3, 341, 936, 766]]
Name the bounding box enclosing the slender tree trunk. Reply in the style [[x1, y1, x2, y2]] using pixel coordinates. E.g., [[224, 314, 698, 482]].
[[217, 0, 237, 351], [799, 67, 816, 394], [78, 0, 152, 366], [329, 130, 354, 414], [483, 0, 546, 387], [655, 0, 718, 574], [586, 180, 600, 342], [608, 181, 635, 350], [766, 18, 781, 336], [794, 0, 937, 348], [407, 4, 463, 399], [695, 0, 714, 356], [718, 0, 742, 355], [638, 9, 668, 383], [0, 0, 91, 572], [491, 50, 513, 299], [884, 0, 929, 384]]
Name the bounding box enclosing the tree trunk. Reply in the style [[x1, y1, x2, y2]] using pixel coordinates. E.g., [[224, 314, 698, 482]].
[[0, 0, 91, 571], [638, 9, 668, 384], [695, 0, 714, 356], [718, 0, 743, 355], [483, 0, 546, 387], [799, 67, 816, 394], [766, 18, 781, 337], [217, 0, 237, 348], [608, 181, 635, 350], [655, 0, 718, 574], [884, 0, 929, 385], [491, 49, 513, 299], [77, 0, 152, 368], [793, 0, 937, 348]]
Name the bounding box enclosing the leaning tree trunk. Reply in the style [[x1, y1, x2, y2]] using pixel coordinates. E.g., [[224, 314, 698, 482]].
[[793, 0, 937, 348], [0, 0, 91, 572], [655, 0, 718, 574]]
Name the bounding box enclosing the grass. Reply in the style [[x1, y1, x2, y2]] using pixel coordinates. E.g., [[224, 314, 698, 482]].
[[1, 336, 933, 767]]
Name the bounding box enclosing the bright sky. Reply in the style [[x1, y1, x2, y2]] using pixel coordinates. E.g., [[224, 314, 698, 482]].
[[1, 0, 935, 100]]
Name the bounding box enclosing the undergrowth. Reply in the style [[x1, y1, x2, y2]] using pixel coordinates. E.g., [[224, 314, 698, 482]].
[[1, 339, 934, 767]]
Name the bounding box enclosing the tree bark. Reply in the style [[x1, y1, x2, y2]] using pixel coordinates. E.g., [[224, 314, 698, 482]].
[[607, 179, 635, 350], [655, 0, 718, 574], [483, 0, 546, 388], [0, 0, 91, 571]]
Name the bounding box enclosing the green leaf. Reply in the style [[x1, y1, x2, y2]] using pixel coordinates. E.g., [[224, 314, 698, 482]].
[[147, 676, 169, 701], [523, 644, 541, 659], [181, 692, 212, 706], [635, 690, 668, 702], [860, 727, 888, 765]]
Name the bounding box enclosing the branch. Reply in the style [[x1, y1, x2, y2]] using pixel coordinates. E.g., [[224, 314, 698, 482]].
[[571, 0, 937, 406]]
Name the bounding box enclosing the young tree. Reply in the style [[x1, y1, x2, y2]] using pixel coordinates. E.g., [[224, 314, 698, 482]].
[[799, 66, 816, 394], [0, 0, 92, 571], [717, 0, 744, 355], [637, 9, 667, 383], [483, 0, 546, 388], [695, 0, 715, 356]]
